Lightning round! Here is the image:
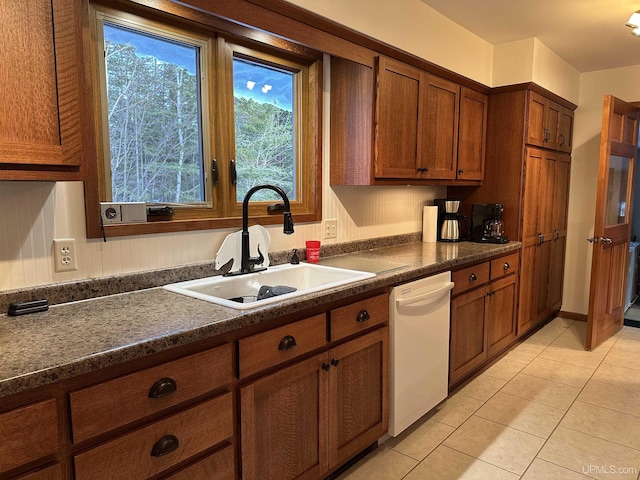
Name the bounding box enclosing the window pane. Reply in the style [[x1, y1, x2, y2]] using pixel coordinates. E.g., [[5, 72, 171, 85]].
[[233, 57, 296, 202], [605, 154, 630, 226], [103, 23, 204, 203]]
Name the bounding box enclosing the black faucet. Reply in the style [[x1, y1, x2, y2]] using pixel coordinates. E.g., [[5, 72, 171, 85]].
[[226, 184, 294, 276]]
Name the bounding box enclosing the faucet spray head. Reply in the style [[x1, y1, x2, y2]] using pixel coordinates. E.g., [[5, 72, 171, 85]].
[[283, 211, 294, 234]]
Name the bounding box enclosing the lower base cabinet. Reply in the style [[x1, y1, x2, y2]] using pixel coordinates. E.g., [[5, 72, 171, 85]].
[[449, 254, 518, 386], [240, 327, 388, 480]]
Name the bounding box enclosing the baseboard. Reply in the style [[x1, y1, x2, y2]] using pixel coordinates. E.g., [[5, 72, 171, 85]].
[[624, 318, 640, 328], [559, 310, 587, 322]]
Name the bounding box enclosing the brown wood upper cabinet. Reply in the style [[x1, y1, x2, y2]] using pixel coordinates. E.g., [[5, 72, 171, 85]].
[[330, 56, 487, 185], [0, 0, 86, 181], [527, 91, 573, 153], [375, 57, 486, 182]]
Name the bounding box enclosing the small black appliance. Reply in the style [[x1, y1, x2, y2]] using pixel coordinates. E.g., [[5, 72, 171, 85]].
[[470, 203, 509, 244]]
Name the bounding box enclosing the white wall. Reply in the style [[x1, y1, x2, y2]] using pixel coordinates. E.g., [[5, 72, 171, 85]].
[[286, 0, 494, 86], [562, 65, 640, 314], [493, 38, 580, 105]]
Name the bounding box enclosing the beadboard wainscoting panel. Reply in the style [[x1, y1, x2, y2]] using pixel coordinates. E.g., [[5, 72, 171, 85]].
[[2, 177, 442, 292]]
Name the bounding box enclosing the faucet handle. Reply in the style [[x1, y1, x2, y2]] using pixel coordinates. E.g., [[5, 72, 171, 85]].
[[248, 244, 265, 271], [290, 248, 300, 264]]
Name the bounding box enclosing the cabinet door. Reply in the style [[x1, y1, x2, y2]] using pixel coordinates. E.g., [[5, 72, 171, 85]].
[[544, 100, 562, 150], [527, 91, 547, 148], [457, 88, 487, 181], [374, 57, 423, 179], [420, 74, 459, 179], [0, 0, 84, 178], [328, 327, 388, 468], [241, 353, 329, 480], [558, 107, 574, 153], [449, 286, 489, 385], [549, 154, 571, 311], [526, 92, 561, 150], [518, 148, 556, 334], [487, 275, 517, 356]]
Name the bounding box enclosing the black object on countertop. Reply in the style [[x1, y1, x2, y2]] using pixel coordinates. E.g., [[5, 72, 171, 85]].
[[8, 299, 49, 316]]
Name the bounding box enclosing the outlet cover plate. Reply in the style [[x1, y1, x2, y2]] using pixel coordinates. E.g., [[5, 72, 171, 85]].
[[324, 219, 337, 239], [53, 238, 77, 272]]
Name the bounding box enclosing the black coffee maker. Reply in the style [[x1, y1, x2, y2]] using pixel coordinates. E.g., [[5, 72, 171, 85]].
[[470, 203, 509, 244]]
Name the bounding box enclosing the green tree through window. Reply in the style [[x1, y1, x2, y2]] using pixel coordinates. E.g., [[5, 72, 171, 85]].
[[104, 24, 203, 203]]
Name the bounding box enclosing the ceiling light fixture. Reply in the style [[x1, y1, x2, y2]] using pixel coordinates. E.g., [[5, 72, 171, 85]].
[[626, 10, 640, 36]]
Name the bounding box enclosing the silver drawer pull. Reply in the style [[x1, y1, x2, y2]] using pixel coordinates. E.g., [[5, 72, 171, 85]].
[[356, 310, 370, 322], [503, 262, 510, 270]]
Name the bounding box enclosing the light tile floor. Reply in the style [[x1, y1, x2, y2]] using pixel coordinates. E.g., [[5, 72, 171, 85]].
[[337, 318, 640, 480]]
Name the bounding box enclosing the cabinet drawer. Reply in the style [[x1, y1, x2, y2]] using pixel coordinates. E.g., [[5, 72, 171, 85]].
[[70, 344, 232, 443], [0, 399, 58, 473], [330, 293, 389, 341], [15, 464, 62, 480], [238, 314, 327, 378], [490, 253, 519, 280], [164, 445, 234, 480], [74, 393, 233, 480], [452, 262, 489, 295]]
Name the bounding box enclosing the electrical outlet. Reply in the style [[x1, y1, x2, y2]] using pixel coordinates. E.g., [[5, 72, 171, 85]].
[[53, 238, 77, 272], [324, 219, 337, 239]]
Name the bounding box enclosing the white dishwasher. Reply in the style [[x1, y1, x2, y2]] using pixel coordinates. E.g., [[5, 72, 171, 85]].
[[388, 271, 454, 436]]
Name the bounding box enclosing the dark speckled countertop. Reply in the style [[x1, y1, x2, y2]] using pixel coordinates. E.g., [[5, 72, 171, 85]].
[[0, 239, 520, 399]]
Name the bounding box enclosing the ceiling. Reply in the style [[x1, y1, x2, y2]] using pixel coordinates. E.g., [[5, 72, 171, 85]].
[[420, 0, 640, 73]]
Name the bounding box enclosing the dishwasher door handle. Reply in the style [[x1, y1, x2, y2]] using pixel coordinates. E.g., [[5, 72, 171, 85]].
[[395, 282, 454, 308]]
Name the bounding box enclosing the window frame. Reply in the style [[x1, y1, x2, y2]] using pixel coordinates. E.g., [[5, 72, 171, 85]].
[[84, 1, 322, 239]]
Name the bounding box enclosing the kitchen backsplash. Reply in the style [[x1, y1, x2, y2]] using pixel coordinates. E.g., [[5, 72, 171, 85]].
[[0, 181, 444, 292]]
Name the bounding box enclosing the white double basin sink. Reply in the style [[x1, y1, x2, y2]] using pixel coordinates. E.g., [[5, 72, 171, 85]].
[[164, 263, 376, 310]]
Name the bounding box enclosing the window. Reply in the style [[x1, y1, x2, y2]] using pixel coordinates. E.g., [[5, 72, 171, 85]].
[[101, 22, 207, 204], [87, 4, 321, 237]]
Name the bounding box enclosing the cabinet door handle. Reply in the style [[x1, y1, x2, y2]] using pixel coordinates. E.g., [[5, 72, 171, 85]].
[[503, 262, 510, 270], [148, 377, 177, 399], [600, 237, 613, 244], [278, 335, 298, 351], [229, 159, 237, 185], [554, 229, 560, 240], [458, 169, 464, 176], [151, 435, 179, 457], [416, 167, 428, 173], [331, 359, 340, 367], [356, 310, 370, 322], [211, 159, 219, 186], [469, 273, 477, 282], [322, 363, 331, 371]]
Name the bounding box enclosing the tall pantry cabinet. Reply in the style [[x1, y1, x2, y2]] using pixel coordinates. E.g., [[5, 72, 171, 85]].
[[451, 84, 575, 337]]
